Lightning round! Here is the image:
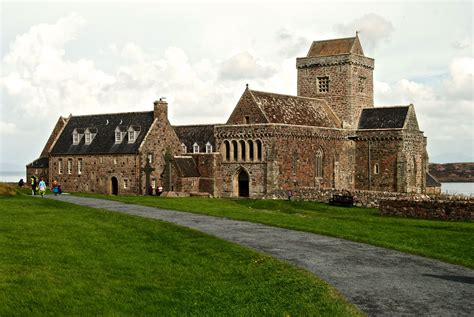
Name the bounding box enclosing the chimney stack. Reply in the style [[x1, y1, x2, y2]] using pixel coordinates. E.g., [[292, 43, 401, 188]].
[[153, 98, 168, 120]]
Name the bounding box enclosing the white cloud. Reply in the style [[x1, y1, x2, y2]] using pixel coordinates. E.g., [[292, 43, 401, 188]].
[[444, 57, 474, 101], [0, 121, 17, 135], [275, 28, 309, 58], [334, 13, 394, 51], [219, 51, 277, 80], [375, 67, 474, 162]]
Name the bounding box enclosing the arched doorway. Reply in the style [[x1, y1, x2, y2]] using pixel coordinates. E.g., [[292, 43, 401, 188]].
[[237, 169, 249, 197], [111, 177, 118, 195]]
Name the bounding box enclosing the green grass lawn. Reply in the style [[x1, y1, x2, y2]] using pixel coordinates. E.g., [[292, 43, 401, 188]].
[[77, 193, 474, 269], [0, 193, 361, 316]]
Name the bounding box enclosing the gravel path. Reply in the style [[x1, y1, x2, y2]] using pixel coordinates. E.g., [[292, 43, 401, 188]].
[[47, 195, 474, 316]]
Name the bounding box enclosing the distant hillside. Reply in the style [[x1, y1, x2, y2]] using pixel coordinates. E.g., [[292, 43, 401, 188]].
[[429, 162, 474, 182]]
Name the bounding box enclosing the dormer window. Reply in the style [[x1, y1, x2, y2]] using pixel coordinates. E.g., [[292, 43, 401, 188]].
[[193, 142, 199, 153], [73, 133, 80, 144], [127, 126, 141, 143], [72, 128, 84, 145], [206, 142, 212, 153], [128, 130, 135, 143], [115, 126, 127, 144], [84, 128, 97, 145], [181, 143, 187, 153]]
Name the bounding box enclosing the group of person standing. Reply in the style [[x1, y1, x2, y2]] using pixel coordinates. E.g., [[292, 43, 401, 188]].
[[24, 176, 62, 197]]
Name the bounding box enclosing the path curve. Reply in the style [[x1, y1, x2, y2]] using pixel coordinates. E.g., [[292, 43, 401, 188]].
[[47, 195, 474, 316]]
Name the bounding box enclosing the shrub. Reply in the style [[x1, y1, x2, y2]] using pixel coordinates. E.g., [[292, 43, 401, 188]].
[[0, 183, 18, 196]]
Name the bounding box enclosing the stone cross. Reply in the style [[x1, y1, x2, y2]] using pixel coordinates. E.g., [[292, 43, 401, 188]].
[[142, 158, 155, 195]]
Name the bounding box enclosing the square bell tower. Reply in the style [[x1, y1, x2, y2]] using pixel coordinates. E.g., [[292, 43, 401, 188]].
[[296, 33, 374, 128]]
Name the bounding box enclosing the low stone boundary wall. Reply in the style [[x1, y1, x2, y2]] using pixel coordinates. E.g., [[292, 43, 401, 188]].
[[266, 187, 474, 210], [379, 199, 474, 221], [271, 187, 410, 208]]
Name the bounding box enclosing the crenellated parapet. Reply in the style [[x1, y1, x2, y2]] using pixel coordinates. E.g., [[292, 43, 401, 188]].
[[297, 54, 374, 70]]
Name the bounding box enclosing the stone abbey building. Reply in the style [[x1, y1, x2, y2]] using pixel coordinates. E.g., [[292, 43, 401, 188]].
[[28, 35, 434, 197]]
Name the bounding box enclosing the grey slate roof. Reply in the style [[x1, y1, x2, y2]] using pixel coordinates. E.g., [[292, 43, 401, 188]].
[[358, 106, 409, 130], [174, 157, 200, 177], [173, 125, 215, 153], [426, 172, 441, 187], [27, 157, 49, 168], [249, 89, 341, 128], [50, 111, 154, 155]]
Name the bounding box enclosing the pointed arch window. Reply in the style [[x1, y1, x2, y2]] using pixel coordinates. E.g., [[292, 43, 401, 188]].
[[292, 152, 298, 175], [315, 148, 323, 178]]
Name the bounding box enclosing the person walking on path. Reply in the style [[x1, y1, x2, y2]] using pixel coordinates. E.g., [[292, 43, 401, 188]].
[[38, 178, 46, 197], [52, 180, 60, 195], [30, 176, 37, 196]]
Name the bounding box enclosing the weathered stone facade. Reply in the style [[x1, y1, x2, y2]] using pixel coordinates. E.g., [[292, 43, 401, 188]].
[[30, 34, 438, 197], [380, 199, 474, 221]]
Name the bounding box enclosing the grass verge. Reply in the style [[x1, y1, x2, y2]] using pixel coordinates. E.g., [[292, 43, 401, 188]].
[[0, 194, 361, 316], [77, 193, 474, 268]]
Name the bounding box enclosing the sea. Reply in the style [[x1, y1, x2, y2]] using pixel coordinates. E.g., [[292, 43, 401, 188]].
[[1, 171, 473, 196], [0, 171, 26, 183]]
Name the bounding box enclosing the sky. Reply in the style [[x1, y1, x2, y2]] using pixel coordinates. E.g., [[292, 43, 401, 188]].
[[0, 0, 473, 171]]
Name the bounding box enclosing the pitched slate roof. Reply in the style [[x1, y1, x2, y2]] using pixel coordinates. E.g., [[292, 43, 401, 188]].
[[174, 156, 200, 177], [307, 36, 364, 57], [27, 157, 49, 168], [426, 172, 441, 187], [249, 89, 341, 128], [358, 106, 409, 130], [173, 125, 215, 153], [50, 111, 154, 155]]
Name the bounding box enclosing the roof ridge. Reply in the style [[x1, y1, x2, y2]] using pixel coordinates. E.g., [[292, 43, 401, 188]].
[[250, 89, 325, 101], [312, 36, 356, 43], [70, 110, 153, 118], [248, 89, 271, 122], [173, 124, 217, 127], [369, 105, 411, 109]]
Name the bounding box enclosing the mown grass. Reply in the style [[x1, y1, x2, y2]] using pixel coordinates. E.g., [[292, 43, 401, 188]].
[[77, 193, 474, 268], [0, 194, 361, 316]]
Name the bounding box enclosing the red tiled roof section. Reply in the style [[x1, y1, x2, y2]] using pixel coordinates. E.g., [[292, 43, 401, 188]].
[[307, 36, 364, 57], [249, 90, 341, 128]]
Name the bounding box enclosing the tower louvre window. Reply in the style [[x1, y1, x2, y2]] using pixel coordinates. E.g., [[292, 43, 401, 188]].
[[358, 76, 366, 93], [317, 76, 329, 93]]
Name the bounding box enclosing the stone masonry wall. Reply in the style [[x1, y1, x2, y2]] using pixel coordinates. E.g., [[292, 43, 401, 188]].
[[139, 116, 182, 194], [49, 154, 140, 194], [354, 130, 402, 192], [215, 124, 356, 197], [226, 88, 268, 125], [380, 199, 473, 221], [189, 153, 223, 197], [297, 54, 374, 128]]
